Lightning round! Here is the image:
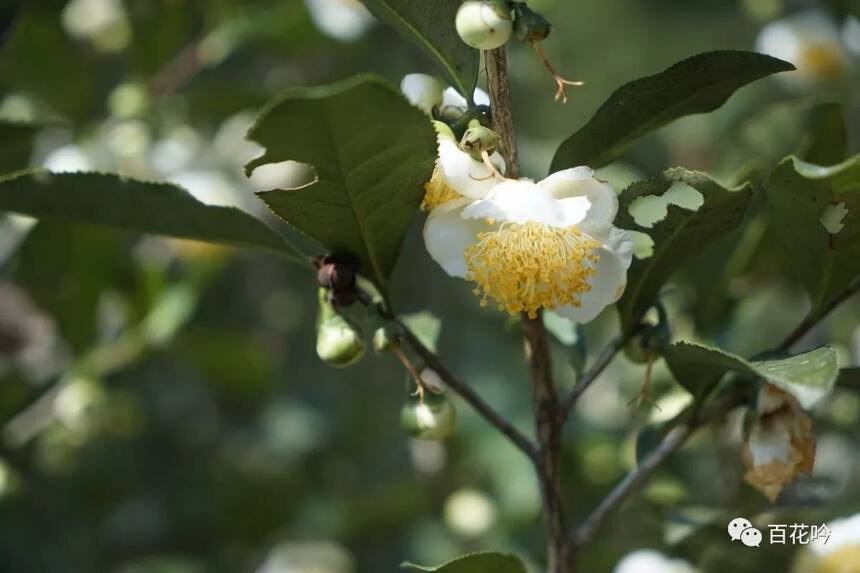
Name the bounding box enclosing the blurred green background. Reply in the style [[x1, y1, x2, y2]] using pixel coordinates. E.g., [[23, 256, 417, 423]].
[[0, 0, 859, 571]]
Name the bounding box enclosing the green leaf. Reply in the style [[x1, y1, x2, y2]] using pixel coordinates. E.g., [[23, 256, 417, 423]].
[[245, 75, 436, 288], [765, 154, 860, 316], [664, 341, 839, 409], [0, 121, 42, 174], [550, 51, 794, 172], [360, 0, 478, 97], [401, 311, 442, 353], [0, 171, 307, 265], [402, 552, 527, 573], [615, 168, 753, 330]]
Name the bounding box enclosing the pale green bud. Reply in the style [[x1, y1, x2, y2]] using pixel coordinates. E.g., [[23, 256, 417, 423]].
[[400, 393, 457, 440], [316, 289, 364, 367], [455, 0, 513, 50], [372, 324, 401, 353], [460, 119, 499, 160]]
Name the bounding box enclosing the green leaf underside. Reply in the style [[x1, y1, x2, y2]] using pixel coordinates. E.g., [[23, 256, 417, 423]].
[[402, 552, 528, 573], [0, 171, 306, 263], [664, 341, 839, 409], [0, 121, 43, 175], [245, 75, 436, 288], [615, 168, 752, 330], [550, 51, 794, 172], [765, 154, 860, 316], [361, 0, 478, 97]]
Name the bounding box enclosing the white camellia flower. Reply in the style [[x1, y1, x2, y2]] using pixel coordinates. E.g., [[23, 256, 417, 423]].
[[614, 549, 698, 573], [792, 512, 860, 573], [423, 164, 633, 322], [756, 10, 853, 88]]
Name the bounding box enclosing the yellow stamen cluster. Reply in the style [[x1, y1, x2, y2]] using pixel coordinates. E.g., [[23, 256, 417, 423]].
[[800, 43, 847, 79], [464, 221, 600, 318], [421, 165, 462, 211]]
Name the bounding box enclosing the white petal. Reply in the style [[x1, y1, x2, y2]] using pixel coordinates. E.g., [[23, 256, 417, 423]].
[[423, 199, 489, 278], [462, 179, 566, 226], [400, 74, 444, 116], [437, 139, 504, 199], [440, 87, 469, 121], [539, 167, 619, 225], [473, 87, 490, 106], [555, 228, 633, 323]]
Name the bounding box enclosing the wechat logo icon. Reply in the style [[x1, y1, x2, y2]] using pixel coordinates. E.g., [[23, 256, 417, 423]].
[[728, 517, 762, 548]]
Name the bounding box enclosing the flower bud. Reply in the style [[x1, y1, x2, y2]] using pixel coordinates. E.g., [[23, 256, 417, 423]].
[[372, 324, 401, 353], [316, 290, 365, 367], [400, 73, 445, 116], [512, 2, 551, 43], [455, 0, 513, 50], [400, 393, 456, 440], [315, 254, 357, 306], [460, 120, 500, 160]]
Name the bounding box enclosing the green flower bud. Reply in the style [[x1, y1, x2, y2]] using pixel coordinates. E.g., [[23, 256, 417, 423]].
[[316, 289, 365, 367], [372, 324, 401, 353], [460, 119, 500, 160], [512, 2, 552, 43], [455, 0, 513, 50], [400, 393, 456, 440]]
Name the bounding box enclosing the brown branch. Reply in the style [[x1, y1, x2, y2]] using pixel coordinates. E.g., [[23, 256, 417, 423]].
[[396, 320, 538, 462], [486, 47, 572, 572]]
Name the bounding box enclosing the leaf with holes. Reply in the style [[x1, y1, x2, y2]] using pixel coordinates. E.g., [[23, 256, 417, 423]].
[[0, 171, 307, 264], [765, 154, 860, 317], [361, 0, 479, 97], [615, 168, 753, 331], [550, 51, 794, 172], [245, 75, 436, 289], [664, 341, 839, 409], [402, 552, 527, 573]]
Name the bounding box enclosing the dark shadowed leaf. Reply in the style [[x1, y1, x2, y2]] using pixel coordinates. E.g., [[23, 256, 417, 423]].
[[664, 341, 839, 408], [765, 154, 860, 317], [0, 121, 43, 174], [245, 75, 436, 288], [837, 368, 860, 391], [801, 101, 847, 166], [361, 0, 478, 97], [0, 171, 307, 264], [402, 552, 527, 573], [550, 51, 794, 172], [615, 168, 752, 331]]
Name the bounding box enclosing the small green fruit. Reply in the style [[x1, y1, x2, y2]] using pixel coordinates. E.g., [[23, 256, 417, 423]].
[[455, 0, 513, 51], [400, 393, 456, 440], [316, 315, 365, 367]]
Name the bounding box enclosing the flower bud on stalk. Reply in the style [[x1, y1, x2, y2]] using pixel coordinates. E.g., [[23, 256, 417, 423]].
[[460, 120, 500, 161], [455, 0, 513, 50], [316, 288, 365, 367], [512, 2, 551, 42], [400, 392, 457, 440]]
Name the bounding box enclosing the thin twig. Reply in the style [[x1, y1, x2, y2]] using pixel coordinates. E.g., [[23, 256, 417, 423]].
[[571, 388, 745, 547], [562, 331, 633, 420], [778, 281, 860, 351], [396, 319, 539, 462]]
